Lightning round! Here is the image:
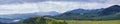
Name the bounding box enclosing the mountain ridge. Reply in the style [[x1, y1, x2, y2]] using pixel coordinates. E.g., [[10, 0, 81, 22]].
[[99, 5, 120, 15], [56, 5, 120, 20]]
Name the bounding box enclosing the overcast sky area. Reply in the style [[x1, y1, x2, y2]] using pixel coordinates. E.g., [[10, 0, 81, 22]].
[[0, 0, 120, 14]]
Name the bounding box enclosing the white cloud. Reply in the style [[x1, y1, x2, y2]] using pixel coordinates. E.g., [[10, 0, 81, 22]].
[[39, 1, 114, 12], [0, 3, 39, 14], [0, 1, 119, 14]]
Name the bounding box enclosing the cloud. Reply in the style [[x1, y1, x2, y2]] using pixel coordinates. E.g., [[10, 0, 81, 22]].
[[0, 0, 119, 14], [0, 0, 46, 5], [0, 3, 39, 14], [40, 1, 114, 11]]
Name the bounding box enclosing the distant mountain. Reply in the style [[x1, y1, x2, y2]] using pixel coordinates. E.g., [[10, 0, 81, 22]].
[[0, 11, 60, 23], [56, 8, 104, 20], [0, 13, 37, 23], [99, 5, 120, 15], [37, 11, 60, 16], [64, 8, 104, 13], [0, 13, 38, 19], [0, 11, 59, 19], [0, 18, 21, 23], [56, 5, 120, 20]]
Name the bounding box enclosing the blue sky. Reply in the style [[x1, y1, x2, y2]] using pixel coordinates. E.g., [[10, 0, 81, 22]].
[[0, 0, 120, 14]]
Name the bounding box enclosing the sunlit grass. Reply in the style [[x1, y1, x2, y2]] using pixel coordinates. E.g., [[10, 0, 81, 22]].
[[56, 20, 120, 24]]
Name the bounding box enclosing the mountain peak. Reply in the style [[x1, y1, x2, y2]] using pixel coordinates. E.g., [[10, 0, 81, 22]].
[[109, 5, 120, 8], [99, 5, 120, 15], [105, 5, 120, 9], [112, 5, 120, 7]]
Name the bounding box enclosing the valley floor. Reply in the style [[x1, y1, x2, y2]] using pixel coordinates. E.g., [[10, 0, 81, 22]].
[[56, 20, 120, 24]]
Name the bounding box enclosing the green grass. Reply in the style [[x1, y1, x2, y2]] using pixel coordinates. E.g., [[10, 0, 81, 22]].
[[47, 17, 120, 24], [19, 16, 120, 24], [55, 20, 120, 24]]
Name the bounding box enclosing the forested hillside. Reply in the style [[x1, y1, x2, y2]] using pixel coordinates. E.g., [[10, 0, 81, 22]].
[[18, 16, 67, 24]]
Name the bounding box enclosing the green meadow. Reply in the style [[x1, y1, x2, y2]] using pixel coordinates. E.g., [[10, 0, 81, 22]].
[[18, 16, 120, 24], [57, 20, 120, 24]]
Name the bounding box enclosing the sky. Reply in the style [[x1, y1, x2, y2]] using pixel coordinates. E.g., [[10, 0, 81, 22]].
[[0, 0, 120, 14]]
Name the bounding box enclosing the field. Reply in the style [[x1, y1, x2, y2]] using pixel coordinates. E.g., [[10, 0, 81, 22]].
[[56, 20, 120, 24], [18, 17, 120, 24]]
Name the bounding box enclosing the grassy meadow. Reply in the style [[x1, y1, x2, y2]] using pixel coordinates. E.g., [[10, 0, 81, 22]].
[[18, 16, 120, 24], [55, 20, 120, 24]]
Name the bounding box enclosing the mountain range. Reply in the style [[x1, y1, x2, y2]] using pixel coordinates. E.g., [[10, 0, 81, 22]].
[[99, 5, 120, 15], [1, 5, 120, 23], [0, 18, 21, 23], [0, 11, 59, 23], [56, 5, 120, 20], [63, 8, 104, 14]]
